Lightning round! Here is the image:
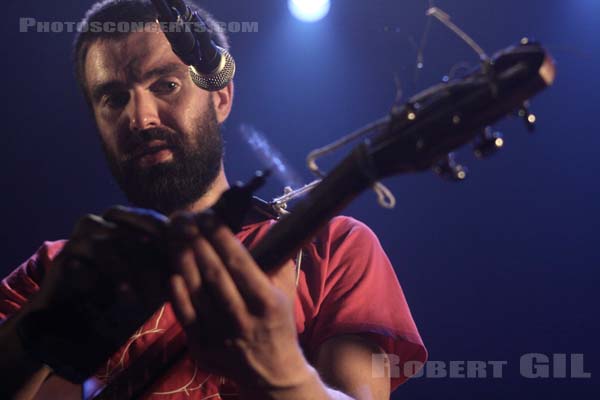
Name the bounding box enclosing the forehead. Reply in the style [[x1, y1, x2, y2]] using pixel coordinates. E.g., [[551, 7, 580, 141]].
[[84, 29, 184, 88]]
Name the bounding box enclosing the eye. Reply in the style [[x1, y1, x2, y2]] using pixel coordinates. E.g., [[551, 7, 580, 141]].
[[103, 91, 130, 109], [151, 80, 180, 94]]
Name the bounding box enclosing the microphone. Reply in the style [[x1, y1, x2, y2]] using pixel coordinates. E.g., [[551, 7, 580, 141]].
[[151, 0, 236, 91]]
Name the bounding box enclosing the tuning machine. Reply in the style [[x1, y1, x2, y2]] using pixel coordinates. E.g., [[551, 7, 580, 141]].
[[433, 153, 468, 182], [473, 127, 504, 159], [517, 101, 536, 132]]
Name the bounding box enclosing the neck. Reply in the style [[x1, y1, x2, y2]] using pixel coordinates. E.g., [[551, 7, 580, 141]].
[[173, 164, 229, 216]]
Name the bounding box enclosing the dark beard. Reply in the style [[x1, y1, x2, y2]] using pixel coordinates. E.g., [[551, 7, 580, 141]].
[[104, 106, 223, 215]]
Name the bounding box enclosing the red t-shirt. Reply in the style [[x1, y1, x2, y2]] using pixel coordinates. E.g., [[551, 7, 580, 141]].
[[0, 216, 426, 398]]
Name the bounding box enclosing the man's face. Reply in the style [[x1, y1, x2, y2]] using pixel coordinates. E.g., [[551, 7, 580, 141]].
[[84, 28, 227, 214]]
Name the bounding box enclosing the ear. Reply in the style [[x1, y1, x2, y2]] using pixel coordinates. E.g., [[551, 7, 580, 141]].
[[212, 81, 234, 124]]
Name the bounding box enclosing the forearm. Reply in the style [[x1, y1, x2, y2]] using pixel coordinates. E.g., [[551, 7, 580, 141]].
[[0, 311, 51, 400], [240, 365, 355, 400]]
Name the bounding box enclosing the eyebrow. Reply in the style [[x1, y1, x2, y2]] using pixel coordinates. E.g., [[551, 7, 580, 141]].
[[90, 81, 125, 104], [89, 63, 188, 104], [140, 62, 188, 82]]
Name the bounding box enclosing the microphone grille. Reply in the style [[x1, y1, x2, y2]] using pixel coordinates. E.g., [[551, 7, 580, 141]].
[[189, 47, 236, 92]]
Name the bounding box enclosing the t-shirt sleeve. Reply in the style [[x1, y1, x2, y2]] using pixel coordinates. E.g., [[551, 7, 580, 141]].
[[0, 241, 66, 322], [305, 216, 427, 390]]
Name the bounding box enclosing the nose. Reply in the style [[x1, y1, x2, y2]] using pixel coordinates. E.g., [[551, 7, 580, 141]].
[[127, 90, 160, 132]]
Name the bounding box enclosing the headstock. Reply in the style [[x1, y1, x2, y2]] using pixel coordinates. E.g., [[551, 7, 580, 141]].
[[367, 40, 555, 181]]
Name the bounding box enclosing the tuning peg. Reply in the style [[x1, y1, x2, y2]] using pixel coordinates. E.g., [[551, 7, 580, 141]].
[[473, 127, 504, 159], [517, 101, 536, 132], [433, 153, 468, 182]]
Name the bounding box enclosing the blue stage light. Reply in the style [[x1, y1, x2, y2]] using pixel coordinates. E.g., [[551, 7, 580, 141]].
[[288, 0, 331, 23]]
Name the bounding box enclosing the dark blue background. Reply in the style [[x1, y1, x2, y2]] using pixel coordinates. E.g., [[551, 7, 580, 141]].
[[1, 1, 598, 398]]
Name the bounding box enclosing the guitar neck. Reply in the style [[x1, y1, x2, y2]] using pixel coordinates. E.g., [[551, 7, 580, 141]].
[[253, 146, 375, 271]]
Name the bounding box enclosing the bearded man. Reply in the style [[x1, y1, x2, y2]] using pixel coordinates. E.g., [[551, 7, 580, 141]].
[[0, 1, 426, 399]]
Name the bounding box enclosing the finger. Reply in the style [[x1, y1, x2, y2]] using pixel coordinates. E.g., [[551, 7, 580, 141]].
[[196, 212, 272, 312], [169, 240, 205, 318], [51, 236, 126, 296], [102, 208, 171, 282], [67, 214, 153, 278], [169, 274, 197, 327], [169, 212, 200, 242], [71, 214, 116, 240], [169, 213, 220, 325], [81, 234, 170, 309], [190, 229, 248, 325], [69, 214, 125, 274], [103, 205, 168, 237], [92, 237, 141, 281], [59, 233, 110, 275], [90, 238, 147, 304], [53, 237, 99, 290], [68, 217, 148, 285], [61, 236, 95, 261], [169, 213, 203, 293]]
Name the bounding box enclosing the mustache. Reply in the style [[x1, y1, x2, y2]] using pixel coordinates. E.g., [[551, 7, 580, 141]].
[[123, 128, 182, 157]]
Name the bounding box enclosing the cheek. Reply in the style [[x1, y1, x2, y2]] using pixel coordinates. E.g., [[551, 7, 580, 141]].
[[168, 86, 212, 132], [162, 108, 200, 143], [94, 109, 129, 152], [95, 121, 120, 154]]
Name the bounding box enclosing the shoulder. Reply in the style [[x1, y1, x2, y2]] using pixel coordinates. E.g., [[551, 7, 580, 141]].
[[28, 240, 67, 274], [320, 215, 380, 246], [0, 240, 66, 320], [5, 240, 67, 283], [305, 215, 386, 272], [36, 240, 67, 263]]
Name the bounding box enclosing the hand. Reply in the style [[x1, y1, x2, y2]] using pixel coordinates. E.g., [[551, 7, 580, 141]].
[[17, 206, 170, 381], [29, 205, 169, 312], [168, 211, 312, 393]]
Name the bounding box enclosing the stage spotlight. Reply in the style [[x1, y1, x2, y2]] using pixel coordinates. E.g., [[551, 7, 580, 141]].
[[288, 0, 331, 23]]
